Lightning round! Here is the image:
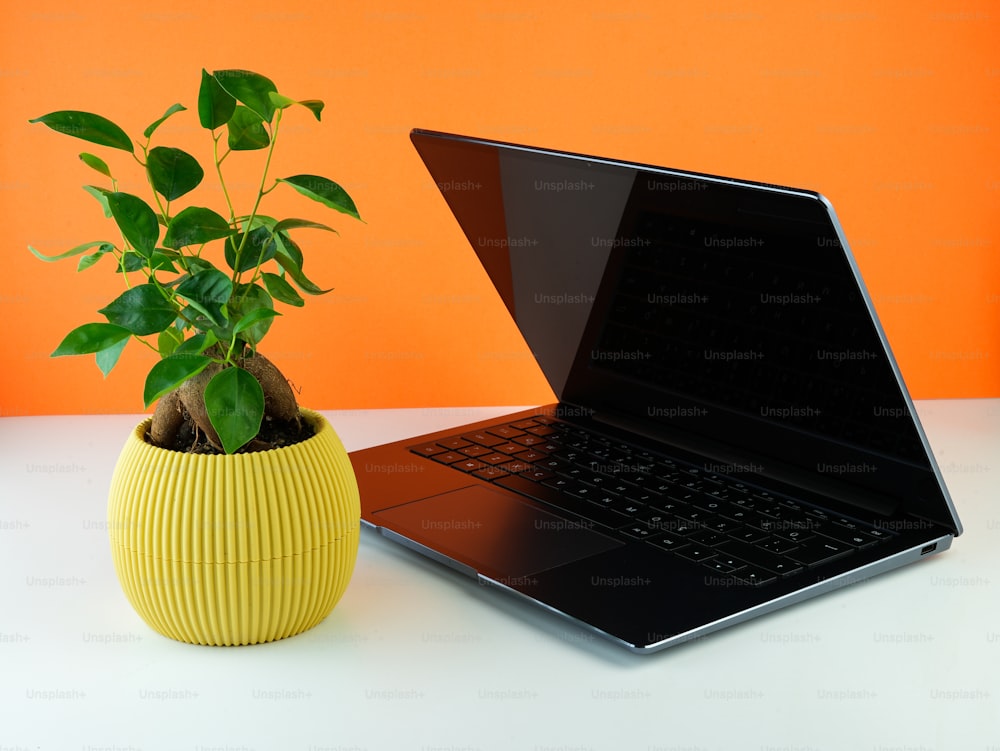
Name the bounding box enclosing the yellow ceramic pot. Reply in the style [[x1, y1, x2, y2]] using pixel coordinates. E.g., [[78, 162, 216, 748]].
[[107, 409, 360, 646]]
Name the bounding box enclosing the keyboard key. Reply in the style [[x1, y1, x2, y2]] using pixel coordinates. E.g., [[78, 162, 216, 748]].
[[621, 524, 655, 540], [411, 443, 446, 457], [459, 445, 492, 458], [831, 516, 859, 531], [496, 475, 631, 530], [637, 510, 673, 528], [487, 426, 525, 439], [510, 420, 540, 430], [672, 521, 704, 537], [814, 524, 880, 549], [438, 437, 471, 450], [542, 476, 572, 491], [479, 453, 511, 465], [521, 468, 554, 482], [623, 489, 665, 505], [453, 458, 486, 473], [715, 540, 803, 577], [703, 517, 742, 535], [733, 567, 777, 587], [473, 466, 509, 481], [704, 559, 742, 574], [759, 538, 799, 556], [514, 449, 546, 462], [865, 527, 893, 541], [688, 530, 728, 547], [773, 527, 815, 544], [729, 527, 770, 544], [692, 496, 727, 514], [514, 434, 545, 447], [785, 538, 853, 567], [676, 545, 717, 563], [431, 452, 467, 465], [492, 443, 524, 455], [648, 534, 689, 552], [524, 425, 557, 437], [461, 432, 506, 447]]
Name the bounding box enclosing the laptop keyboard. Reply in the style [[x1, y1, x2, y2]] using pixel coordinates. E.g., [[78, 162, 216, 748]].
[[410, 416, 894, 586]]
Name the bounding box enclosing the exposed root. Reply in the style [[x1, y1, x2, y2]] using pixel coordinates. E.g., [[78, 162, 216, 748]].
[[149, 390, 185, 448], [177, 362, 223, 448], [239, 352, 300, 424], [147, 352, 305, 453]]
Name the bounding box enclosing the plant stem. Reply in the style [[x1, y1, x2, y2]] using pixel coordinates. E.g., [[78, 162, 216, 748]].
[[233, 109, 283, 300], [212, 131, 236, 222]]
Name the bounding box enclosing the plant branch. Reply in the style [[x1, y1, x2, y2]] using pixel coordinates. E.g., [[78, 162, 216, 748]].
[[233, 109, 283, 300], [212, 130, 236, 222]]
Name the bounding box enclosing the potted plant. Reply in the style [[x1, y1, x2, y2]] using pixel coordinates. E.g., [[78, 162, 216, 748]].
[[29, 69, 362, 646]]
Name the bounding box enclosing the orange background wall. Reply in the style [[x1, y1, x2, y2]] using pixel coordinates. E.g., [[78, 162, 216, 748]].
[[2, 0, 998, 417]]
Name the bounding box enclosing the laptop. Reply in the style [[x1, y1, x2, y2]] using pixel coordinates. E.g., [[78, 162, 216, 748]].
[[348, 128, 963, 654]]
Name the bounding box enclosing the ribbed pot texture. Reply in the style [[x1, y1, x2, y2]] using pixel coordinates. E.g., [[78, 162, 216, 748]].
[[107, 409, 360, 646]]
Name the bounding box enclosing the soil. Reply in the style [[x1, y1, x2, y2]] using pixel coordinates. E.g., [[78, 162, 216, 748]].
[[145, 409, 315, 454]]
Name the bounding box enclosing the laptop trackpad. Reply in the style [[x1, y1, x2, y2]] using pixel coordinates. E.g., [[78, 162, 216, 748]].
[[373, 485, 623, 578]]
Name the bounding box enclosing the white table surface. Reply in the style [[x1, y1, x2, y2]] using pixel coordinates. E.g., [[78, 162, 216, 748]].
[[1, 400, 998, 750]]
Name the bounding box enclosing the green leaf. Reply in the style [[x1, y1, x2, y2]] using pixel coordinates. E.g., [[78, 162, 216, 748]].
[[273, 237, 331, 296], [52, 323, 131, 357], [79, 152, 112, 178], [143, 354, 213, 408], [149, 249, 180, 273], [29, 110, 133, 152], [225, 226, 276, 273], [198, 69, 236, 129], [146, 146, 204, 201], [95, 336, 128, 377], [83, 185, 113, 218], [204, 366, 264, 453], [143, 103, 186, 139], [157, 327, 183, 358], [262, 272, 304, 307], [175, 330, 218, 356], [272, 218, 338, 234], [267, 92, 324, 122], [99, 284, 178, 335], [213, 70, 277, 122], [163, 206, 236, 249], [77, 247, 113, 272], [106, 192, 159, 257], [29, 240, 112, 263], [227, 106, 270, 151], [117, 252, 147, 273], [239, 213, 277, 232], [274, 230, 303, 267], [227, 283, 274, 344], [299, 100, 324, 121], [233, 307, 281, 335], [176, 269, 232, 327], [268, 92, 297, 110], [277, 175, 361, 220], [184, 256, 215, 274]]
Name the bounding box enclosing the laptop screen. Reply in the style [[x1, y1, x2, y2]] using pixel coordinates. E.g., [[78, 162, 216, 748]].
[[411, 130, 957, 532]]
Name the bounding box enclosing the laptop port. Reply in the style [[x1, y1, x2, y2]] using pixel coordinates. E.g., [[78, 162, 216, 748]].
[[921, 543, 938, 555]]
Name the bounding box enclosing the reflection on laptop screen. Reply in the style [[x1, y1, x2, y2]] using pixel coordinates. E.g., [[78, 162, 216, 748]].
[[412, 131, 953, 529]]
